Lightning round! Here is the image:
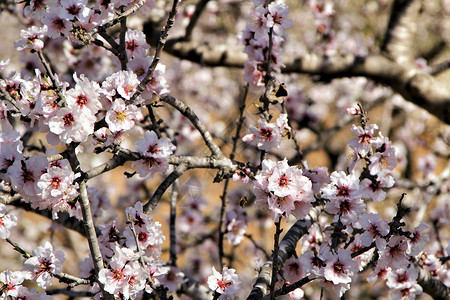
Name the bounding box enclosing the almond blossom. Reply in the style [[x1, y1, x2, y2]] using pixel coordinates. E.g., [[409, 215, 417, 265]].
[[124, 29, 150, 59], [323, 248, 358, 285], [207, 266, 240, 300], [65, 73, 102, 114], [23, 241, 65, 289], [253, 158, 314, 220], [379, 236, 410, 269], [242, 118, 282, 151], [348, 124, 378, 157], [132, 130, 176, 178], [105, 99, 142, 133], [0, 204, 18, 239], [15, 25, 48, 52], [407, 223, 430, 256], [48, 106, 96, 143], [386, 266, 423, 300], [358, 213, 389, 249], [0, 270, 28, 298]]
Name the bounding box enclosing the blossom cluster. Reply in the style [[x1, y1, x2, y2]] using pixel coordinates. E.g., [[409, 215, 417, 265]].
[[132, 130, 176, 178], [17, 0, 156, 51], [0, 242, 64, 299], [88, 202, 181, 298], [242, 113, 291, 151], [253, 158, 316, 220], [240, 0, 292, 90]]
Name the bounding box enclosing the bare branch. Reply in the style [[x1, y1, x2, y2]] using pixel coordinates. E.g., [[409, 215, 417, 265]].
[[246, 207, 321, 300], [161, 96, 225, 157], [131, 0, 180, 102], [381, 0, 419, 65], [184, 0, 210, 41], [144, 164, 186, 213], [417, 267, 450, 300], [91, 0, 148, 35], [65, 143, 112, 300], [177, 276, 213, 300]]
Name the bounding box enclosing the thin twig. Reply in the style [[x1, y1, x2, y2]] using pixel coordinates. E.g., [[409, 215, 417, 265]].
[[143, 164, 187, 213], [91, 0, 148, 35], [161, 96, 224, 158], [65, 143, 113, 300], [269, 218, 282, 300], [119, 16, 128, 70], [169, 180, 179, 266], [6, 238, 31, 258], [218, 85, 248, 268], [53, 272, 92, 287], [36, 50, 65, 104], [0, 84, 20, 111], [131, 0, 180, 102], [184, 0, 210, 40], [126, 213, 146, 267], [431, 60, 450, 75]]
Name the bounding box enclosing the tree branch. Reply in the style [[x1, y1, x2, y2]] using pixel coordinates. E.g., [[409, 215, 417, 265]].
[[246, 207, 322, 300], [417, 267, 450, 300]]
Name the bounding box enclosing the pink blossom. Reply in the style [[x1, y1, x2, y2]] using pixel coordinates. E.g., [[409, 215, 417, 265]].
[[407, 223, 430, 256], [368, 146, 397, 175], [267, 159, 303, 198], [390, 284, 423, 300], [283, 256, 304, 283], [299, 247, 328, 277], [37, 166, 78, 200], [145, 259, 169, 291], [266, 2, 293, 35], [360, 172, 395, 202], [0, 203, 18, 239], [0, 133, 23, 172], [359, 213, 389, 249], [135, 131, 176, 158], [128, 56, 152, 80], [124, 29, 150, 59], [48, 106, 96, 143], [348, 234, 374, 270], [23, 0, 47, 18], [348, 124, 378, 157], [8, 156, 49, 200], [207, 266, 240, 299], [124, 220, 165, 257], [287, 287, 304, 300], [142, 62, 170, 102], [105, 99, 142, 132], [225, 209, 247, 245], [178, 210, 204, 234], [321, 171, 362, 201], [323, 248, 358, 284], [42, 6, 71, 38], [66, 73, 102, 114], [98, 255, 134, 296], [60, 0, 92, 23], [386, 266, 419, 290], [346, 104, 360, 115], [23, 241, 65, 289], [324, 196, 366, 226], [231, 167, 251, 183], [132, 130, 176, 178], [243, 118, 282, 151], [161, 266, 184, 292], [379, 236, 410, 269], [15, 25, 48, 52], [302, 166, 330, 194], [0, 270, 28, 298], [367, 265, 390, 285]]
